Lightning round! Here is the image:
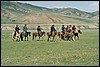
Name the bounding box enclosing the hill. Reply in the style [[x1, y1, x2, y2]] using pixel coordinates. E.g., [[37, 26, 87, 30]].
[[51, 8, 99, 18], [1, 1, 99, 30]]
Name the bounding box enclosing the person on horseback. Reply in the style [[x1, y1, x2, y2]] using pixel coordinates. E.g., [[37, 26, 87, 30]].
[[23, 24, 28, 34], [37, 25, 42, 37], [61, 25, 66, 34], [14, 25, 20, 36], [66, 25, 69, 31], [68, 25, 72, 33], [67, 25, 72, 40], [50, 25, 57, 36], [72, 25, 76, 30]]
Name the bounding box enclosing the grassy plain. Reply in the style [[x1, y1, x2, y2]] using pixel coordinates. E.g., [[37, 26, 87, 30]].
[[1, 29, 99, 66]]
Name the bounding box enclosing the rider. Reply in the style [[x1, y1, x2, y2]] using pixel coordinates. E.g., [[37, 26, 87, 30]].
[[66, 25, 69, 31], [72, 25, 76, 30], [37, 25, 42, 37], [68, 25, 72, 33], [23, 24, 28, 34], [14, 25, 20, 36], [50, 24, 57, 36], [61, 25, 65, 35]]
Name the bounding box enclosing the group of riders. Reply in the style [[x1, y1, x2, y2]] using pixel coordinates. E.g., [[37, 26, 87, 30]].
[[13, 24, 80, 41], [14, 24, 28, 37]]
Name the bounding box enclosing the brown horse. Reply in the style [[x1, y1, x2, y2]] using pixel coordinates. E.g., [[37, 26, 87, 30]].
[[32, 31, 46, 40], [47, 31, 58, 41], [58, 32, 63, 38], [69, 30, 76, 41], [63, 29, 69, 40]]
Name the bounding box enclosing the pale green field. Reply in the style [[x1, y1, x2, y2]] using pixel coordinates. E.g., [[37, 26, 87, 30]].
[[1, 30, 99, 66]]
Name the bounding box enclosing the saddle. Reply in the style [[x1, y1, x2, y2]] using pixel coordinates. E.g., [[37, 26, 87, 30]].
[[23, 32, 27, 35]]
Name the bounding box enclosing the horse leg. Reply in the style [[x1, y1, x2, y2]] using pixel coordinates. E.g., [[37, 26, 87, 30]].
[[20, 34, 23, 41], [59, 34, 62, 41], [35, 36, 36, 40], [77, 35, 79, 40], [42, 36, 44, 41], [12, 36, 15, 41], [16, 36, 18, 42], [47, 37, 49, 41], [64, 35, 67, 41], [74, 36, 76, 40], [58, 34, 60, 38], [27, 37, 28, 41], [72, 36, 75, 41], [32, 34, 34, 40], [18, 36, 20, 41], [25, 37, 26, 41], [71, 35, 74, 41], [67, 35, 70, 41], [39, 37, 40, 41], [22, 37, 23, 41], [69, 35, 71, 41], [53, 36, 55, 42], [47, 36, 50, 41]]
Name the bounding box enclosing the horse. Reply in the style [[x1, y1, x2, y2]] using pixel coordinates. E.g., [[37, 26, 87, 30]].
[[58, 32, 63, 38], [20, 32, 31, 41], [69, 29, 77, 41], [63, 29, 69, 40], [32, 31, 46, 41], [47, 31, 58, 41], [74, 29, 82, 40], [12, 31, 20, 42]]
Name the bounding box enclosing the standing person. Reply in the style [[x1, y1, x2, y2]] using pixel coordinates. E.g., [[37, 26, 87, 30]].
[[37, 25, 42, 37], [14, 25, 20, 36], [23, 24, 28, 34], [50, 25, 57, 36]]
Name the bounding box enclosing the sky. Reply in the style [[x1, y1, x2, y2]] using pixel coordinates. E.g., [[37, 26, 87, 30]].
[[14, 1, 99, 12]]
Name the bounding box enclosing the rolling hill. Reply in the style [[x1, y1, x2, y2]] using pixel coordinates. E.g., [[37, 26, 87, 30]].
[[1, 1, 99, 30]]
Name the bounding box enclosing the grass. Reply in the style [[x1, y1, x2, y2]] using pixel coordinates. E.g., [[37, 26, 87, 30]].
[[1, 29, 99, 66]]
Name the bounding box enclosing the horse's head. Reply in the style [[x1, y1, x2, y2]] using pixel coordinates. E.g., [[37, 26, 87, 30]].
[[55, 31, 58, 35], [43, 31, 46, 36], [47, 32, 50, 36], [78, 30, 82, 34], [33, 32, 37, 36]]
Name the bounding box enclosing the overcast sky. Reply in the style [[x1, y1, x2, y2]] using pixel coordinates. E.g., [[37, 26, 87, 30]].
[[13, 1, 99, 12]]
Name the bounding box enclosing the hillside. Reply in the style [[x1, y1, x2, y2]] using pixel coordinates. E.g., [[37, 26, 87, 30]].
[[1, 1, 99, 30]]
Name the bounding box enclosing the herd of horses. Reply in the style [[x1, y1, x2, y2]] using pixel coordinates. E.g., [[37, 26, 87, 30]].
[[12, 29, 82, 42]]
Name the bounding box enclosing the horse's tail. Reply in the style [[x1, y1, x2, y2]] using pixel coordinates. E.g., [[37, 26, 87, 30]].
[[20, 32, 23, 41], [47, 32, 51, 38], [12, 32, 15, 41], [43, 32, 46, 36]]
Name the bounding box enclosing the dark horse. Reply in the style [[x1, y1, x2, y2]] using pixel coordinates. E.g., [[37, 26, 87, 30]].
[[74, 29, 82, 40], [32, 31, 46, 40], [20, 32, 31, 41]]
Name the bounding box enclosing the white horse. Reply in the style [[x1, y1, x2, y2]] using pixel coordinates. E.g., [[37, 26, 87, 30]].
[[74, 29, 82, 40], [12, 31, 20, 42]]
